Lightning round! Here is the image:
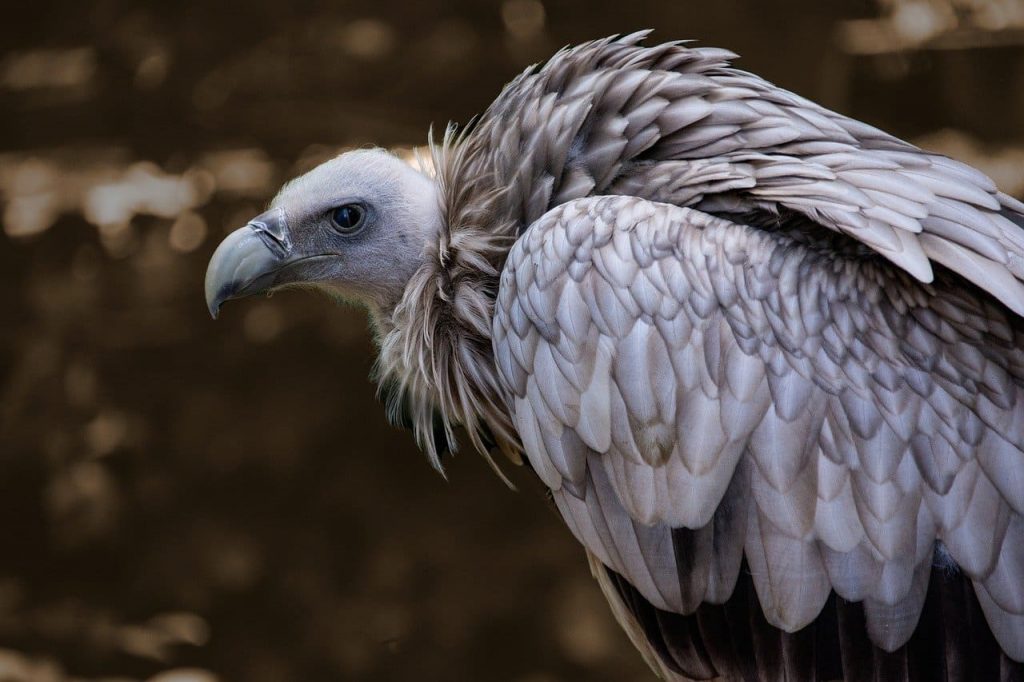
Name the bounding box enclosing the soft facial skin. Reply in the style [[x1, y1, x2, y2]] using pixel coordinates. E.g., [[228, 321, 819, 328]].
[[205, 149, 441, 318]]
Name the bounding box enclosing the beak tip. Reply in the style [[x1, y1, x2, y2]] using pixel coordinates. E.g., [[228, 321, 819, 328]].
[[205, 283, 227, 320], [205, 221, 289, 321]]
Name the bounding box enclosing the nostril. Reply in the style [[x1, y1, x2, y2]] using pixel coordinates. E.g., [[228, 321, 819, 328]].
[[247, 206, 292, 257]]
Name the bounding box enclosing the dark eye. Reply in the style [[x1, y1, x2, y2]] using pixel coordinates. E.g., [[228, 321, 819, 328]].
[[330, 204, 365, 232]]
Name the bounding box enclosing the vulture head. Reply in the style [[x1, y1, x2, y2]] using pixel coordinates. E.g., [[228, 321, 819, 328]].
[[205, 149, 441, 318]]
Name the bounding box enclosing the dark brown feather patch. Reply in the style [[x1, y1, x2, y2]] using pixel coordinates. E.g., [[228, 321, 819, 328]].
[[606, 555, 1024, 681]]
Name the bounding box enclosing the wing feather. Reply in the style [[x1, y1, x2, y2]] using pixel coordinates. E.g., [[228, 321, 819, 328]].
[[565, 63, 1024, 318]]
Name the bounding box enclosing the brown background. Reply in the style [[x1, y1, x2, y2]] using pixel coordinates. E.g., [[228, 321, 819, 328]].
[[2, 1, 1023, 680]]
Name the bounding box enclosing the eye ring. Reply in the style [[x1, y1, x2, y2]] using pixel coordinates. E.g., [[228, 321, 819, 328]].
[[330, 204, 366, 233]]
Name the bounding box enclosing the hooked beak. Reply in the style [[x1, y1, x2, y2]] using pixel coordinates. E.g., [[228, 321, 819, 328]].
[[204, 207, 294, 319]]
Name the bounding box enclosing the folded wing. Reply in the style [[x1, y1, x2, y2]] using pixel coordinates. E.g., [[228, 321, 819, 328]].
[[491, 194, 1024, 676]]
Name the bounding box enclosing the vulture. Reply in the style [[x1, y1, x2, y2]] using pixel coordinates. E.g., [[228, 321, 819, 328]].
[[205, 33, 1024, 681]]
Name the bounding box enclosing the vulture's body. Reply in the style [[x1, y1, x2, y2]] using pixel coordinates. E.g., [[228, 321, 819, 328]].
[[206, 33, 1024, 680]]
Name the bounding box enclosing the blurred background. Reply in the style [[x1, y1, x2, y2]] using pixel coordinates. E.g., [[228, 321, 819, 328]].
[[2, 1, 1023, 680]]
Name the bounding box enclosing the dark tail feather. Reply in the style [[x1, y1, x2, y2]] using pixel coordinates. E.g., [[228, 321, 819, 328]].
[[607, 571, 719, 679], [605, 560, 1023, 681]]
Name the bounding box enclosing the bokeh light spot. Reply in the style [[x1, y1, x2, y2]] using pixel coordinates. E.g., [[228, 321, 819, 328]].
[[168, 210, 208, 253], [0, 47, 96, 91], [243, 303, 285, 343], [85, 411, 128, 457], [338, 19, 397, 61], [148, 669, 220, 682], [502, 0, 546, 40]]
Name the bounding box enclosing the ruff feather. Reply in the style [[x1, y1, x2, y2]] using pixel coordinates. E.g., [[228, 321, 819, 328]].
[[373, 122, 522, 477]]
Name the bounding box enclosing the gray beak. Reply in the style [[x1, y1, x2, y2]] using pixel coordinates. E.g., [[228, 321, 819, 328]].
[[205, 207, 293, 319]]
